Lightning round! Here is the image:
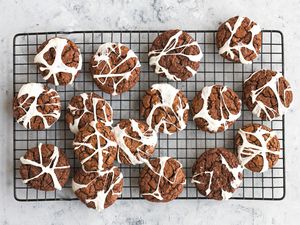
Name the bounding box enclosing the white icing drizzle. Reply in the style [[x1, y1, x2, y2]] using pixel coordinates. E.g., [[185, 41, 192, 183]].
[[219, 16, 261, 64], [220, 154, 243, 190], [146, 83, 189, 135], [20, 143, 70, 190], [191, 171, 214, 196], [193, 85, 241, 132], [34, 38, 82, 85], [245, 71, 292, 121], [221, 190, 233, 200], [237, 125, 280, 173], [67, 93, 113, 134], [149, 30, 203, 81], [73, 121, 117, 171], [16, 83, 61, 129], [113, 119, 157, 165], [72, 167, 123, 212], [142, 157, 186, 201], [92, 43, 141, 96]]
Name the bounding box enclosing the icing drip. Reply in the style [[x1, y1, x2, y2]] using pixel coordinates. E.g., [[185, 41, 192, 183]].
[[146, 83, 189, 135], [193, 85, 241, 132], [20, 143, 70, 190], [245, 71, 292, 120], [92, 43, 141, 96], [16, 83, 61, 129], [67, 93, 113, 133], [113, 119, 157, 165], [34, 38, 82, 85], [142, 157, 186, 200], [237, 126, 280, 173], [149, 30, 203, 81], [219, 16, 261, 64], [73, 121, 117, 171], [72, 167, 123, 212], [191, 171, 214, 196]]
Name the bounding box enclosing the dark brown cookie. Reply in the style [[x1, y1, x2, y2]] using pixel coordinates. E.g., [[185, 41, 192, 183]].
[[72, 167, 123, 211], [73, 121, 117, 172], [139, 157, 186, 202], [13, 83, 61, 130], [140, 83, 189, 135], [192, 148, 243, 200], [149, 29, 203, 81], [191, 85, 241, 133], [113, 119, 157, 165], [66, 92, 113, 134], [90, 43, 141, 95], [235, 123, 280, 173], [34, 37, 82, 85], [216, 16, 262, 64], [243, 69, 293, 120], [19, 143, 70, 191]]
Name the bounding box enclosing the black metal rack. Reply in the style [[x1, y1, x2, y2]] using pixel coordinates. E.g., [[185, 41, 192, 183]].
[[13, 30, 285, 201]]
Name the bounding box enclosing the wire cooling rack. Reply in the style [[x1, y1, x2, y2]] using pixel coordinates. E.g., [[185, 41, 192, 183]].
[[13, 30, 285, 201]]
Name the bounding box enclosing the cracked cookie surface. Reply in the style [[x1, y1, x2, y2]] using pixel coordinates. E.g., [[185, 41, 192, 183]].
[[235, 123, 280, 173], [216, 16, 261, 64], [34, 37, 82, 85], [140, 83, 189, 135], [13, 83, 61, 130], [243, 69, 293, 120], [19, 143, 70, 191], [149, 29, 203, 81], [90, 43, 141, 95], [139, 157, 186, 202], [191, 85, 241, 133], [192, 148, 243, 200]]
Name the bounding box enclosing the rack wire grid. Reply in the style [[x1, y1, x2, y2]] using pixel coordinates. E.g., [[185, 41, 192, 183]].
[[13, 30, 285, 201]]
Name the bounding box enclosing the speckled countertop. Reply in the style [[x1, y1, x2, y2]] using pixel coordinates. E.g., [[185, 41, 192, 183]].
[[1, 0, 300, 224]]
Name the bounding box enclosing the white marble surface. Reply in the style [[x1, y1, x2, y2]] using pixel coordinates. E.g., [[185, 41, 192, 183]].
[[1, 0, 300, 224]]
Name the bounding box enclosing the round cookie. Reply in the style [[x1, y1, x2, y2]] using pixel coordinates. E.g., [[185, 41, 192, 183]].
[[13, 83, 61, 130], [235, 123, 280, 173], [192, 148, 243, 200], [19, 143, 70, 191], [66, 92, 113, 134], [191, 85, 241, 133], [34, 37, 82, 85], [149, 29, 203, 81], [73, 167, 123, 211], [90, 43, 141, 95], [140, 83, 189, 135], [216, 16, 262, 64], [243, 69, 293, 120], [113, 119, 158, 165], [139, 157, 186, 202], [73, 121, 117, 172]]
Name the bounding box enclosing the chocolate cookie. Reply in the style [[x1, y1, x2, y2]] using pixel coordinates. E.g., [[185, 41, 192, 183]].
[[73, 167, 123, 211], [13, 83, 61, 130], [113, 119, 157, 165], [90, 43, 141, 95], [216, 16, 262, 64], [34, 37, 82, 85], [19, 143, 70, 191], [243, 69, 293, 120], [235, 123, 280, 173], [66, 92, 113, 134], [73, 121, 117, 172], [140, 83, 189, 135], [139, 157, 186, 202], [149, 29, 203, 81], [191, 85, 241, 133], [192, 148, 243, 200]]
